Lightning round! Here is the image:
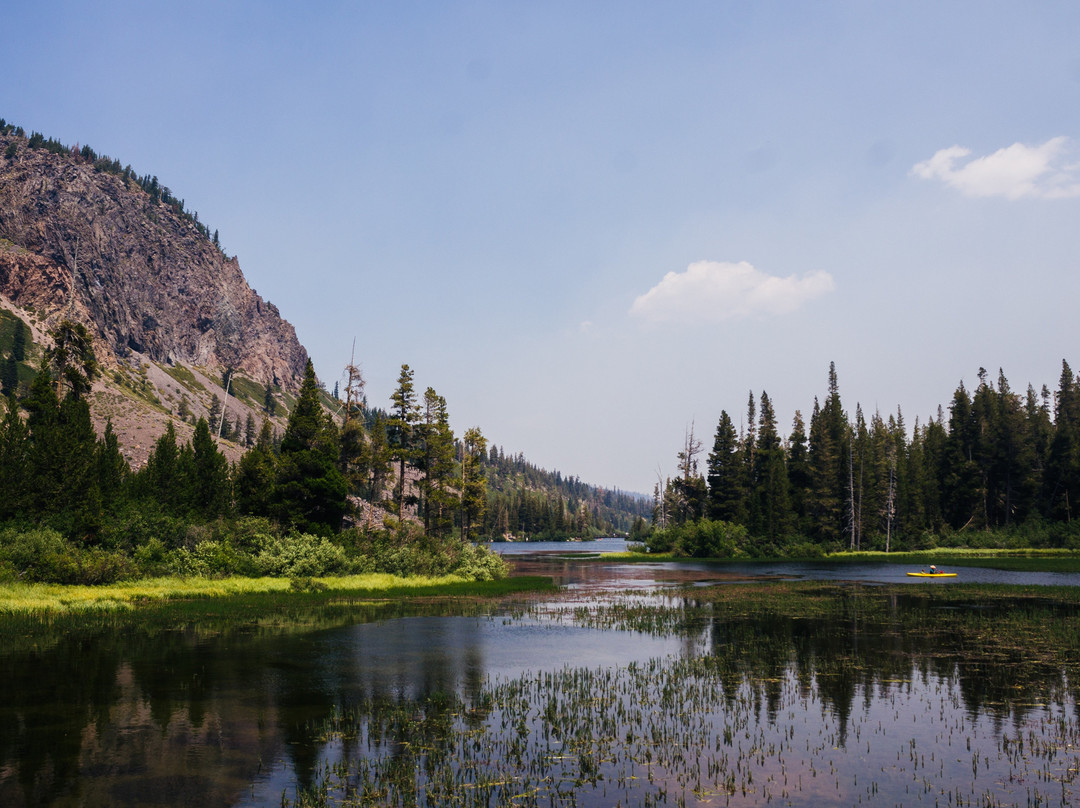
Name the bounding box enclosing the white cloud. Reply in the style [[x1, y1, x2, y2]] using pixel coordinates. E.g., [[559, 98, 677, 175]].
[[629, 260, 835, 324], [912, 137, 1080, 199]]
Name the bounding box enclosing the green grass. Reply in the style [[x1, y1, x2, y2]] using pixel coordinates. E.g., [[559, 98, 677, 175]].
[[228, 372, 266, 408], [830, 547, 1080, 572], [600, 547, 1080, 571], [161, 361, 207, 394], [599, 550, 675, 561], [0, 572, 556, 617]]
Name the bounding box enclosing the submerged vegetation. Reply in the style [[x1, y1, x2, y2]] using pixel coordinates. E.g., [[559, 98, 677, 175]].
[[272, 582, 1080, 808]]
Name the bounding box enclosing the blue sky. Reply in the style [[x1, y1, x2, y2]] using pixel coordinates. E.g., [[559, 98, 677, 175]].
[[4, 1, 1080, 494]]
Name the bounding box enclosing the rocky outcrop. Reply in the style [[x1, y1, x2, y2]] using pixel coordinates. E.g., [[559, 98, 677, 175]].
[[0, 131, 307, 391]]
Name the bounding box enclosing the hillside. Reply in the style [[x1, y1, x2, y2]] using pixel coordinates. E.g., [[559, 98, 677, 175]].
[[0, 122, 307, 465], [0, 119, 648, 537]]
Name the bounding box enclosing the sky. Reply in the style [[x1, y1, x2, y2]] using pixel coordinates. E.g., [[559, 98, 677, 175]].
[[4, 1, 1080, 494]]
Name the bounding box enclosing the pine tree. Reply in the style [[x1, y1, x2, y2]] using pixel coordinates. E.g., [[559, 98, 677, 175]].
[[275, 359, 347, 533], [263, 386, 277, 416], [670, 422, 706, 525], [786, 411, 811, 532], [364, 413, 394, 523], [460, 427, 488, 541], [942, 382, 981, 528], [236, 420, 278, 517], [97, 421, 129, 508], [751, 391, 792, 542], [418, 387, 457, 537], [807, 363, 850, 545], [388, 364, 419, 517], [12, 318, 26, 362], [45, 320, 99, 401], [141, 422, 183, 517], [0, 355, 16, 397], [188, 417, 231, 518], [0, 394, 29, 521], [1046, 360, 1080, 522], [706, 410, 745, 523], [208, 395, 222, 434]]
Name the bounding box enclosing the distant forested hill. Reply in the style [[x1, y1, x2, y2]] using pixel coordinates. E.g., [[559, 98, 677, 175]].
[[480, 447, 650, 540]]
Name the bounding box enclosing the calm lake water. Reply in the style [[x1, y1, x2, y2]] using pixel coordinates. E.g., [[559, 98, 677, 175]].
[[3, 546, 1079, 807]]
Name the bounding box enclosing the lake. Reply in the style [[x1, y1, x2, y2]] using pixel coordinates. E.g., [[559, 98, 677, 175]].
[[2, 546, 1079, 807]]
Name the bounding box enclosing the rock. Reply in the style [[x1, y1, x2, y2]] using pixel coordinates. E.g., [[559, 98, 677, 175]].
[[0, 131, 308, 392]]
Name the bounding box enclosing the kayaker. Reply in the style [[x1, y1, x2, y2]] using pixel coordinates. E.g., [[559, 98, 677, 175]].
[[930, 565, 938, 574]]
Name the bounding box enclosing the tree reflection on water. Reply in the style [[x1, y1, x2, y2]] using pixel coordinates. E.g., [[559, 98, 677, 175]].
[[2, 581, 1079, 806]]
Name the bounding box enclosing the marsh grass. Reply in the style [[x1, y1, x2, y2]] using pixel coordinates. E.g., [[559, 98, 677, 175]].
[[0, 572, 558, 615], [601, 547, 1080, 572], [281, 582, 1080, 808]]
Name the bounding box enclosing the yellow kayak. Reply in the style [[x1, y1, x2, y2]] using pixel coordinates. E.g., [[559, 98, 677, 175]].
[[906, 572, 957, 578]]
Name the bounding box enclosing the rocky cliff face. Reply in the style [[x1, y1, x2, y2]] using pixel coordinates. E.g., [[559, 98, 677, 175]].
[[0, 131, 307, 391]]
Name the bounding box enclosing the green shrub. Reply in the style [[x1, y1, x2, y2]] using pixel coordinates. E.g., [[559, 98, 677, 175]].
[[0, 527, 78, 582], [134, 537, 170, 577], [254, 533, 349, 578], [0, 527, 135, 584]]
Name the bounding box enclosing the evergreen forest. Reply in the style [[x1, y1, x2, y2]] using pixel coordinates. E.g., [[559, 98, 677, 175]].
[[644, 361, 1080, 558], [0, 317, 642, 585]]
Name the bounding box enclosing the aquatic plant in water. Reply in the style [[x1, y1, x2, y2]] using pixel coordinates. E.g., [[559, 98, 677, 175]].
[[283, 584, 1080, 807]]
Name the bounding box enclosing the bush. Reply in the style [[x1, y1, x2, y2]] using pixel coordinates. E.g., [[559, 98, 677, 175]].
[[782, 540, 825, 559], [134, 537, 170, 577], [645, 520, 749, 558], [0, 527, 79, 582], [172, 540, 254, 578], [253, 533, 349, 578], [99, 507, 190, 551], [0, 526, 135, 584], [340, 522, 508, 580]]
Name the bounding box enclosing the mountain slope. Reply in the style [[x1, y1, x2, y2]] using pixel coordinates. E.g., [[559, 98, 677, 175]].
[[0, 126, 306, 391]]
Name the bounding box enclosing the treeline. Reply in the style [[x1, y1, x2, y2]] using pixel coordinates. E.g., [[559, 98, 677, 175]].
[[1, 117, 227, 256], [0, 323, 505, 584], [647, 361, 1080, 557], [480, 448, 650, 540]]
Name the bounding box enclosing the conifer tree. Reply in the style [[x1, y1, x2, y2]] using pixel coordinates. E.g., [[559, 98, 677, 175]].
[[0, 354, 16, 397], [418, 387, 457, 537], [1025, 384, 1053, 516], [786, 411, 811, 532], [45, 320, 99, 401], [236, 420, 278, 517], [141, 422, 183, 517], [669, 422, 706, 525], [97, 421, 129, 508], [751, 391, 792, 542], [942, 382, 981, 528], [460, 427, 488, 541], [188, 417, 231, 518], [388, 364, 419, 517], [807, 364, 849, 544], [1045, 360, 1079, 522], [0, 394, 29, 521], [706, 410, 744, 523], [12, 318, 26, 363], [364, 413, 394, 522], [274, 359, 347, 533]]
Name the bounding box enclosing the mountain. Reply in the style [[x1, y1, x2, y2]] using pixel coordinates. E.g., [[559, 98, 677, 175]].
[[0, 122, 307, 465], [0, 126, 306, 386], [0, 120, 649, 537]]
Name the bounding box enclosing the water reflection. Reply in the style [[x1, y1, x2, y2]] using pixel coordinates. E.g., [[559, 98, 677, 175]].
[[2, 560, 1080, 806]]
